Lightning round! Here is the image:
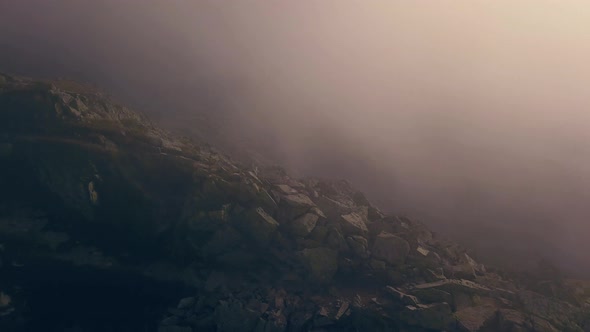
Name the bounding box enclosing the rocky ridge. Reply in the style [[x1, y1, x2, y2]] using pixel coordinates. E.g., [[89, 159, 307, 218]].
[[0, 73, 589, 331]]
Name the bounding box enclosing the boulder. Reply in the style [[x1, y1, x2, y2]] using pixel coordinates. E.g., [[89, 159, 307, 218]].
[[346, 235, 369, 258], [455, 305, 498, 331], [280, 193, 315, 220], [237, 207, 279, 244], [339, 213, 369, 235], [399, 302, 453, 331], [275, 184, 297, 195], [411, 288, 452, 305], [367, 216, 406, 240], [367, 205, 385, 221], [288, 213, 319, 237], [413, 279, 492, 311], [496, 309, 530, 331], [282, 193, 315, 209], [372, 232, 410, 265], [326, 227, 349, 252], [300, 247, 338, 283], [464, 253, 486, 275], [451, 263, 477, 280], [308, 224, 329, 242], [316, 196, 353, 218]]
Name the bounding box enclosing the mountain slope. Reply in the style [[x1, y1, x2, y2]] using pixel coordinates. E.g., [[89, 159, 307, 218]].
[[0, 73, 589, 332]]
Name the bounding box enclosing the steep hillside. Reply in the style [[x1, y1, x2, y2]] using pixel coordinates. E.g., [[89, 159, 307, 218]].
[[0, 73, 589, 331]]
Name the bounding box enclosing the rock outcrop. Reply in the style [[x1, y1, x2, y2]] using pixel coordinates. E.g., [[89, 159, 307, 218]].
[[0, 73, 589, 331]]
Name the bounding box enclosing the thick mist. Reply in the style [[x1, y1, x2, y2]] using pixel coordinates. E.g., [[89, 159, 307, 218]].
[[2, 1, 590, 274]]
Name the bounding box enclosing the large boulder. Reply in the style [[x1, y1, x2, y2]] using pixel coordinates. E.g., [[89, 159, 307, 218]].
[[372, 232, 410, 265], [316, 196, 354, 218], [279, 193, 315, 220], [346, 235, 369, 258], [339, 212, 369, 236], [287, 213, 319, 237]]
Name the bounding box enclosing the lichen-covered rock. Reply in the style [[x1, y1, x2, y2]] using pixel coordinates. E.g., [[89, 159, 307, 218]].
[[372, 232, 410, 265]]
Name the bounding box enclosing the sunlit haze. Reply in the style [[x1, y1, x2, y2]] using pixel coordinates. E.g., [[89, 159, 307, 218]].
[[2, 1, 590, 274]]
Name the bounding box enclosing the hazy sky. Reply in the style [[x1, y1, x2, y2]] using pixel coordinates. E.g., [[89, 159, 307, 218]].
[[2, 1, 590, 273]]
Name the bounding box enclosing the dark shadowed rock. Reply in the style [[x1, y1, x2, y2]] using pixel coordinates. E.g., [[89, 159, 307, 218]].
[[237, 207, 280, 244], [372, 232, 410, 266], [399, 302, 453, 331], [300, 247, 338, 283], [346, 235, 369, 258]]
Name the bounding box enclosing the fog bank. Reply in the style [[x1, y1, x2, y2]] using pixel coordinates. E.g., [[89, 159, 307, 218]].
[[2, 1, 590, 274]]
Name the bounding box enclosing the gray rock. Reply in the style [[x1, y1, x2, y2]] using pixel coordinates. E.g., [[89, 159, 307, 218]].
[[282, 193, 315, 208], [455, 305, 498, 332], [275, 184, 297, 195], [288, 213, 319, 237], [372, 232, 410, 265], [453, 264, 477, 280], [316, 196, 353, 218], [339, 213, 369, 235], [309, 206, 327, 219], [279, 193, 316, 220]]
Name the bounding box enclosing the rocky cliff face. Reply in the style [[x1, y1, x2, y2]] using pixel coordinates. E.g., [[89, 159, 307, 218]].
[[0, 73, 589, 331]]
